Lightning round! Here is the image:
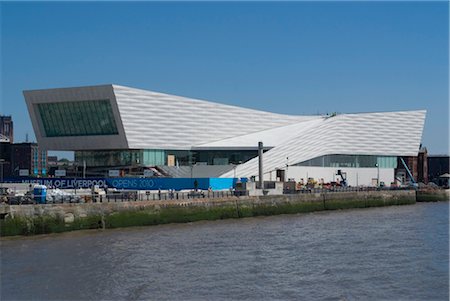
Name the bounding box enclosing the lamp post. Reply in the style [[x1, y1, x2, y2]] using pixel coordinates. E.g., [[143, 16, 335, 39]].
[[74, 163, 77, 195], [375, 163, 380, 187], [0, 159, 5, 183], [286, 156, 289, 182]]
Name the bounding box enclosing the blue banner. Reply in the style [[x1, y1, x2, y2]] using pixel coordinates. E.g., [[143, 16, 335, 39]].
[[3, 177, 107, 189], [3, 177, 247, 191], [105, 178, 210, 190]]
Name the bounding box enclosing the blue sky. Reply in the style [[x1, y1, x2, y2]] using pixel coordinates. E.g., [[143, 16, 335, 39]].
[[1, 1, 448, 158]]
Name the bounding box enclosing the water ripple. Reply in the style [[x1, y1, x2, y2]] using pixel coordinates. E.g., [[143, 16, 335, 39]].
[[1, 203, 448, 300]]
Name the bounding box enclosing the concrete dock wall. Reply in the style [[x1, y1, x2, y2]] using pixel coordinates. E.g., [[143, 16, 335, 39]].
[[416, 189, 450, 202], [0, 190, 416, 236]]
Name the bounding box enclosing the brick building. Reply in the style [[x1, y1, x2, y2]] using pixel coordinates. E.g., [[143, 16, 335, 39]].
[[0, 115, 14, 143], [11, 143, 47, 177], [395, 147, 428, 184], [0, 142, 48, 178]]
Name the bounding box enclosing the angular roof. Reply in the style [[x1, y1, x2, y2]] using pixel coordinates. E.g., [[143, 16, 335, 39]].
[[112, 85, 319, 149], [24, 84, 320, 150], [220, 110, 426, 178]]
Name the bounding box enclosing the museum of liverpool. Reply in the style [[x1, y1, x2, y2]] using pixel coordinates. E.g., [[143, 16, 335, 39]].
[[24, 84, 426, 187]]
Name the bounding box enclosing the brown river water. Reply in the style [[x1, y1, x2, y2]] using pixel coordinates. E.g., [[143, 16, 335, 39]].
[[1, 202, 448, 300]]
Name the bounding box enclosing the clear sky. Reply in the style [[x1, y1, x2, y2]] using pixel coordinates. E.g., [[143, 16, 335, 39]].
[[1, 1, 448, 158]]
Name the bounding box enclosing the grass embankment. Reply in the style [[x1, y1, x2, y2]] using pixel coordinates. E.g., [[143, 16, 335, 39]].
[[0, 196, 415, 237]]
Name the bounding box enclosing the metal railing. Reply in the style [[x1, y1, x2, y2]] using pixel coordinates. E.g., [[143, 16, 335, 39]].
[[283, 186, 415, 194], [0, 190, 250, 205], [0, 186, 414, 205]]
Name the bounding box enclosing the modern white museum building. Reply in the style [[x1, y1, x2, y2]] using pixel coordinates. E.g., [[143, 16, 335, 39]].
[[24, 84, 426, 186]]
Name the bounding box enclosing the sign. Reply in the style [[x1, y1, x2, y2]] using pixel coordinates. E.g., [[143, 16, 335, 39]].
[[55, 169, 66, 177], [167, 155, 175, 167], [143, 170, 154, 177], [108, 170, 120, 177], [3, 177, 247, 190], [3, 177, 107, 189], [19, 169, 29, 176]]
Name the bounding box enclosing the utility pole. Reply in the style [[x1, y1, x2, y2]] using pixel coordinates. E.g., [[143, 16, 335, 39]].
[[258, 142, 264, 189]]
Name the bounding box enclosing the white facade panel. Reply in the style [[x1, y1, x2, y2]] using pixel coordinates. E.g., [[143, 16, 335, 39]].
[[280, 166, 395, 187], [221, 110, 426, 178], [112, 85, 315, 149], [194, 118, 324, 149]]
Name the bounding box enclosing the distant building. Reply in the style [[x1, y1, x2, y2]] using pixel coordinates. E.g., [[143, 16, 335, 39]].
[[0, 115, 13, 143], [47, 156, 58, 165], [0, 140, 48, 179], [0, 142, 12, 179], [428, 155, 449, 186], [397, 147, 428, 184], [10, 143, 47, 177]]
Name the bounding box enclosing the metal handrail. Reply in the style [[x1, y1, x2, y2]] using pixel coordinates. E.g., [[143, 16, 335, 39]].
[[0, 186, 413, 205]]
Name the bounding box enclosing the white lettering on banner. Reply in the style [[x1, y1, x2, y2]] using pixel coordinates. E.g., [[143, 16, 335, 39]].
[[139, 179, 154, 188], [21, 179, 40, 185], [13, 178, 107, 188], [112, 179, 138, 188]]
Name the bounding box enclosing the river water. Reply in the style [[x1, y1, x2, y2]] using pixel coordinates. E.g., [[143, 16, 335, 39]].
[[1, 202, 448, 300]]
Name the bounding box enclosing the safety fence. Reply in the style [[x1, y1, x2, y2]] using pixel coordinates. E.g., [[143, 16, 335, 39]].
[[1, 190, 250, 205], [283, 186, 415, 194], [0, 186, 415, 205]]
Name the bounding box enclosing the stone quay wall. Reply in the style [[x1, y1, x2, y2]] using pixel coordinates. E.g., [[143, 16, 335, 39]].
[[416, 189, 450, 202], [0, 190, 416, 236]]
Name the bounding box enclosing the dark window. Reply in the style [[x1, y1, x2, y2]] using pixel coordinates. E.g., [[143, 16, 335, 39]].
[[37, 100, 118, 137]]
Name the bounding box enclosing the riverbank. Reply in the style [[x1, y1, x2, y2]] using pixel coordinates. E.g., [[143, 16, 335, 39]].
[[416, 189, 450, 202], [0, 190, 423, 237]]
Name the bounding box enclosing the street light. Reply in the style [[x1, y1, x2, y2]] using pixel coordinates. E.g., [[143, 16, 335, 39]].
[[286, 156, 289, 182], [375, 163, 380, 187], [0, 159, 5, 183]]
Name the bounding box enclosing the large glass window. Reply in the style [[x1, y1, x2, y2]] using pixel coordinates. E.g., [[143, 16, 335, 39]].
[[296, 154, 397, 168], [75, 149, 261, 168], [194, 150, 258, 165], [37, 100, 118, 137], [159, 149, 258, 166], [75, 150, 142, 167], [143, 150, 165, 166]]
